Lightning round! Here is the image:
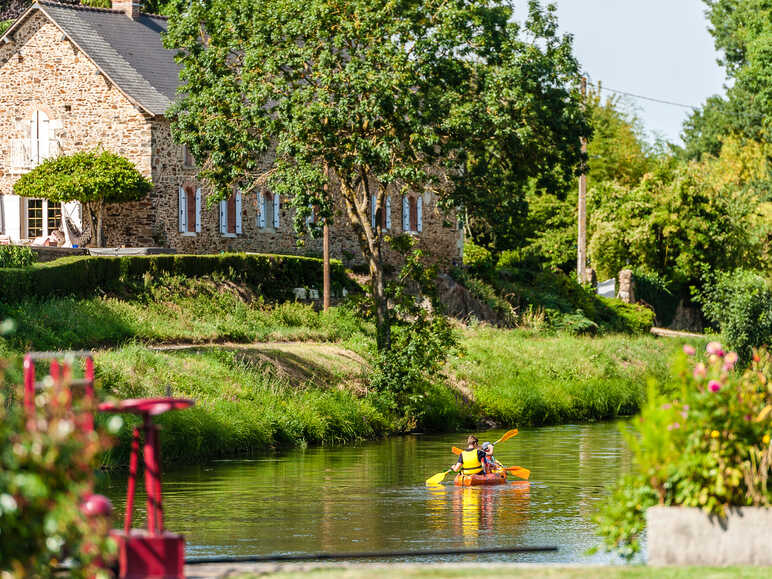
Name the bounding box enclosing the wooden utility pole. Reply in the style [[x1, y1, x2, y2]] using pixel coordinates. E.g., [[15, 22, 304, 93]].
[[322, 164, 330, 311], [577, 76, 588, 283]]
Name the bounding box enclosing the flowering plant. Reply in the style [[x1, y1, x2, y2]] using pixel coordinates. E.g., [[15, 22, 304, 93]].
[[594, 342, 772, 559], [0, 363, 117, 576]]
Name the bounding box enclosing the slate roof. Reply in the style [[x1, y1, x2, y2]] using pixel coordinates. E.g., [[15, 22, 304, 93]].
[[11, 1, 182, 115]]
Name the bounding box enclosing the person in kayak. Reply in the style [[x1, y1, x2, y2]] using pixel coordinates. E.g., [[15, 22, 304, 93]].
[[481, 442, 498, 473], [451, 435, 487, 476]]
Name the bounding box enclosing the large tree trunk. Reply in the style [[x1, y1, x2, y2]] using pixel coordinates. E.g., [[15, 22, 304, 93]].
[[86, 201, 104, 247], [339, 173, 391, 351]]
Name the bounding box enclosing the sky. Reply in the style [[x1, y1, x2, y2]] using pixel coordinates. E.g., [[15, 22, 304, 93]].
[[546, 0, 728, 145]]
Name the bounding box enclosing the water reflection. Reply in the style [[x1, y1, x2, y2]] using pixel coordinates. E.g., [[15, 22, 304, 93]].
[[98, 421, 632, 563]]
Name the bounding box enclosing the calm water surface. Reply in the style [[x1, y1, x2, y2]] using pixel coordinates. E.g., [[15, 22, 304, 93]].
[[98, 422, 633, 563]]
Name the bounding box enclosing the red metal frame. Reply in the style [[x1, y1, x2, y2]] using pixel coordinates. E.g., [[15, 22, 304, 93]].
[[99, 397, 194, 579]]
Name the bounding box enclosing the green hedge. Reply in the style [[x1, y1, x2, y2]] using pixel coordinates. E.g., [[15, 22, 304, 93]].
[[0, 253, 356, 303]]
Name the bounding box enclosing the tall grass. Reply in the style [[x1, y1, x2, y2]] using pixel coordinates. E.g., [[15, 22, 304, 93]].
[[453, 327, 709, 425], [96, 346, 390, 464]]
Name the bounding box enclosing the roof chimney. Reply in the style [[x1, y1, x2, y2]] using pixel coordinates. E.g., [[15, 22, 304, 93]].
[[112, 0, 141, 19]]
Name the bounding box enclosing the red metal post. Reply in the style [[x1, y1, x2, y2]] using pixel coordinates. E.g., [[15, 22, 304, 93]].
[[23, 354, 35, 420], [50, 359, 60, 410], [151, 425, 164, 533], [143, 416, 158, 535], [124, 427, 140, 535], [84, 356, 95, 432]]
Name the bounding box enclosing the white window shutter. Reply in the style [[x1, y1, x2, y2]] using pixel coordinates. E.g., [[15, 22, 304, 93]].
[[178, 187, 186, 233], [219, 200, 227, 234], [371, 194, 376, 229], [386, 196, 392, 230], [195, 188, 202, 233], [258, 192, 266, 228], [417, 195, 423, 232], [235, 191, 243, 234], [402, 196, 409, 231], [273, 194, 280, 229]]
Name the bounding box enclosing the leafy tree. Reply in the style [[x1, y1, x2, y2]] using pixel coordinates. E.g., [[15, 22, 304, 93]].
[[681, 0, 772, 158], [13, 150, 152, 247], [164, 0, 589, 351], [587, 153, 765, 284]]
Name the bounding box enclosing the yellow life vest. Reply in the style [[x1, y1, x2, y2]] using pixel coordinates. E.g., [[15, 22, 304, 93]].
[[461, 449, 483, 475]]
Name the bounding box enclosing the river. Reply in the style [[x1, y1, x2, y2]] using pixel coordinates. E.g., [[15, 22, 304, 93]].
[[98, 421, 633, 564]]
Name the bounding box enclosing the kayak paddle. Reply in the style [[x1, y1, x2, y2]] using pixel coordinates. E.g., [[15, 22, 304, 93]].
[[425, 469, 453, 485], [503, 466, 530, 480]]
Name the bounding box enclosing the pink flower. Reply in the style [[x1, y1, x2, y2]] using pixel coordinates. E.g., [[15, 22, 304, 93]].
[[723, 352, 739, 371], [681, 411, 688, 419], [683, 344, 696, 356], [667, 422, 681, 431], [662, 403, 672, 410], [706, 341, 725, 357], [693, 363, 707, 380], [709, 380, 721, 393], [683, 405, 690, 411]]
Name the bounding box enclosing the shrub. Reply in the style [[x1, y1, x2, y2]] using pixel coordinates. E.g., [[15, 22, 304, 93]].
[[632, 268, 679, 326], [462, 242, 494, 278], [0, 246, 36, 269], [0, 363, 116, 575], [696, 269, 772, 359], [594, 343, 772, 559], [0, 253, 356, 303]]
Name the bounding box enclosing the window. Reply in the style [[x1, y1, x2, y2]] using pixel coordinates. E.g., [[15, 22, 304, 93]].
[[11, 110, 60, 172], [219, 191, 242, 235], [257, 191, 280, 229], [370, 194, 391, 231], [26, 198, 61, 239], [178, 185, 201, 234], [182, 144, 195, 168], [402, 195, 422, 233]]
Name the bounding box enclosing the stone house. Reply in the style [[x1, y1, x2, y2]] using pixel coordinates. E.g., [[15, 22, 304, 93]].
[[0, 1, 463, 267]]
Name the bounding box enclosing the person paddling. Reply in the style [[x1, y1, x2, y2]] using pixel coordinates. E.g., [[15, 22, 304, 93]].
[[451, 435, 486, 476], [481, 441, 499, 473]]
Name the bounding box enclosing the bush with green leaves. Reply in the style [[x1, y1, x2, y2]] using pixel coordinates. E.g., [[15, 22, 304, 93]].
[[462, 242, 495, 278], [0, 363, 117, 576], [13, 150, 152, 247], [0, 246, 36, 269], [594, 342, 772, 560], [368, 240, 460, 430], [696, 269, 772, 360]]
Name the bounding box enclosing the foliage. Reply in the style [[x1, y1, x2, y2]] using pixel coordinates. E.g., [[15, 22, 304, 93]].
[[595, 344, 772, 559], [164, 0, 589, 349], [696, 269, 772, 359], [13, 150, 152, 247], [0, 252, 355, 303], [462, 242, 495, 278], [449, 268, 518, 327], [632, 268, 680, 327], [368, 239, 459, 429], [681, 0, 772, 158], [0, 245, 36, 268], [0, 19, 11, 34], [587, 156, 764, 284], [0, 363, 116, 576]]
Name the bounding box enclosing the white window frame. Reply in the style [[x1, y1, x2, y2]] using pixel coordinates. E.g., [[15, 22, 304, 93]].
[[371, 194, 392, 231], [178, 186, 202, 236], [402, 194, 422, 233], [220, 191, 242, 237], [25, 198, 60, 239]]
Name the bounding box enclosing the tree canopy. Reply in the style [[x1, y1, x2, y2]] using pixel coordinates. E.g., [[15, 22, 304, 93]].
[[164, 0, 589, 349], [13, 150, 152, 246]]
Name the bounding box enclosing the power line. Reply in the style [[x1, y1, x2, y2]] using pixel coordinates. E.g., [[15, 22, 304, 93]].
[[588, 81, 698, 110]]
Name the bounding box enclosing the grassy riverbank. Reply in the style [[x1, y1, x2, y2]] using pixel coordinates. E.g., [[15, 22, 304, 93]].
[[452, 327, 707, 425], [0, 273, 697, 464]]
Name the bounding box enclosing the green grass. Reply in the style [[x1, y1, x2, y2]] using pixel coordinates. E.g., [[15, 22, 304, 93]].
[[452, 327, 708, 425], [0, 276, 372, 352], [96, 345, 390, 464]]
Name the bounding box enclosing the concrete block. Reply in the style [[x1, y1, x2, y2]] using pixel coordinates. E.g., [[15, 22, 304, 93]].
[[647, 506, 772, 566]]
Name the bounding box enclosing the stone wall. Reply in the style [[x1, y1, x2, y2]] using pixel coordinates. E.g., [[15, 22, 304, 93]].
[[150, 119, 463, 269], [0, 13, 154, 245]]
